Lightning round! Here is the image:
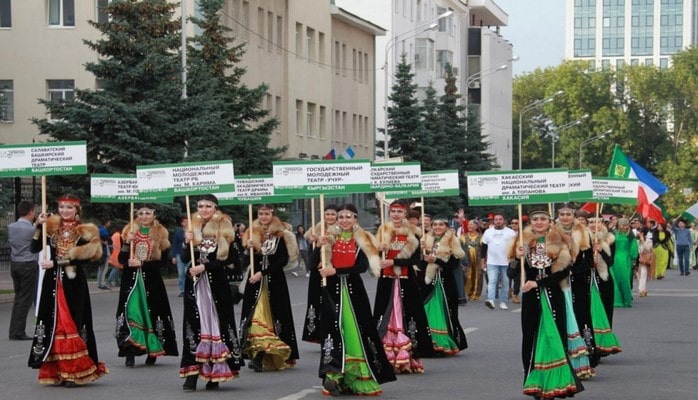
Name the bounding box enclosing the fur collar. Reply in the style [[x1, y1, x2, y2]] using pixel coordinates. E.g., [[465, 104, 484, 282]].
[[45, 215, 102, 262], [244, 216, 299, 265], [190, 211, 234, 261], [304, 221, 337, 240], [376, 221, 420, 260], [557, 221, 591, 259], [591, 225, 615, 281], [122, 221, 170, 261], [423, 229, 465, 284], [510, 225, 572, 274], [323, 225, 381, 277]]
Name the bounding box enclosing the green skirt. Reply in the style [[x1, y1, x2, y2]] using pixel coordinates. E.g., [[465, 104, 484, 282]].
[[590, 274, 622, 355], [423, 272, 459, 355], [125, 269, 164, 355], [326, 280, 382, 396], [523, 289, 582, 399]]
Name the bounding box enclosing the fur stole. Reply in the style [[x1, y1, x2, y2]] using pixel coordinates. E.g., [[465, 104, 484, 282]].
[[509, 225, 572, 275], [304, 221, 338, 241], [592, 225, 615, 281], [244, 216, 299, 265], [190, 211, 234, 261], [45, 215, 102, 279], [322, 225, 381, 277], [376, 221, 420, 276], [122, 221, 170, 261], [423, 229, 465, 284], [557, 221, 591, 260]]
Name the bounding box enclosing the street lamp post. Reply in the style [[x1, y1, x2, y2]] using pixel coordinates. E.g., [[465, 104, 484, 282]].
[[518, 90, 564, 169], [579, 130, 612, 168], [382, 10, 453, 158], [549, 114, 589, 168]]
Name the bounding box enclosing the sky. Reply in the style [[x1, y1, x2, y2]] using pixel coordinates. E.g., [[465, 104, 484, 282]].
[[496, 0, 566, 76], [335, 0, 567, 77]]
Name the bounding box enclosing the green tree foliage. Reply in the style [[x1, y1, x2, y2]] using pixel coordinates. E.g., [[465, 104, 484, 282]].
[[385, 54, 424, 160], [186, 0, 284, 174]]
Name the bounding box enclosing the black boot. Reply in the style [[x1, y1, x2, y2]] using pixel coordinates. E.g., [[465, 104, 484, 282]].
[[182, 375, 198, 392], [125, 355, 135, 368], [247, 352, 264, 372], [205, 381, 219, 390], [145, 356, 156, 365]]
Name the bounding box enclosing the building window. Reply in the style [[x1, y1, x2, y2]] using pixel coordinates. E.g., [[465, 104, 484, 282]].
[[352, 49, 357, 80], [436, 50, 453, 77], [319, 106, 326, 139], [295, 22, 303, 57], [0, 80, 14, 122], [48, 0, 75, 27], [295, 100, 303, 135], [1, 0, 11, 28], [276, 16, 283, 54], [257, 7, 264, 48], [267, 11, 273, 52], [307, 102, 316, 137], [334, 40, 340, 74], [306, 27, 315, 61], [242, 1, 249, 40], [342, 44, 347, 76], [318, 32, 325, 64], [96, 0, 109, 24], [659, 58, 669, 68], [47, 79, 75, 120], [415, 38, 433, 70], [275, 96, 281, 134]]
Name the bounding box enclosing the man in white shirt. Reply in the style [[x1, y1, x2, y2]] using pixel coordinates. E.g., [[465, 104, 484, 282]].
[[480, 212, 517, 310]]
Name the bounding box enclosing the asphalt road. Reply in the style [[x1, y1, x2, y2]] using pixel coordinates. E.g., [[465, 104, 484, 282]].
[[1, 269, 697, 399]]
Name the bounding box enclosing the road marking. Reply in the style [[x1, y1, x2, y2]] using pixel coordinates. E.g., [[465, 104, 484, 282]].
[[278, 387, 320, 399]]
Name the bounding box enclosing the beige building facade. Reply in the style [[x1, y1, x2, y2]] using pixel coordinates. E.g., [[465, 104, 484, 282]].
[[0, 1, 384, 162]]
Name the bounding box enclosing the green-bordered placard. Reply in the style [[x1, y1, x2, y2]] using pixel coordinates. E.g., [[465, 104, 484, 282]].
[[466, 168, 569, 206], [216, 175, 294, 205], [370, 161, 421, 191], [0, 141, 87, 177], [568, 169, 593, 201], [90, 174, 173, 203], [272, 159, 371, 195], [589, 177, 638, 204], [384, 170, 459, 200], [136, 160, 235, 197]]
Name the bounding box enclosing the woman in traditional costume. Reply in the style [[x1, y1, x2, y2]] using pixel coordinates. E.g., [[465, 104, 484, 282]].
[[312, 204, 396, 396], [420, 215, 467, 356], [302, 204, 339, 344], [610, 218, 638, 308], [180, 195, 243, 391], [240, 204, 299, 372], [653, 222, 673, 279], [587, 217, 621, 366], [636, 229, 655, 297], [29, 194, 108, 386], [511, 209, 582, 399], [117, 204, 178, 368], [374, 199, 434, 373], [555, 204, 594, 378], [462, 220, 484, 302]]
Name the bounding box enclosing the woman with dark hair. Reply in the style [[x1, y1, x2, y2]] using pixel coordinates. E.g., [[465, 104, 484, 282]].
[[240, 204, 299, 372], [653, 222, 673, 279], [302, 204, 339, 343], [374, 199, 434, 373], [313, 204, 396, 396], [117, 204, 178, 368], [180, 195, 243, 391], [420, 215, 467, 356], [295, 224, 310, 276], [511, 208, 582, 399], [29, 194, 108, 386]]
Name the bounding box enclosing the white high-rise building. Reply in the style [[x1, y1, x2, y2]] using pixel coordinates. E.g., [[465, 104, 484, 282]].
[[565, 0, 698, 69]]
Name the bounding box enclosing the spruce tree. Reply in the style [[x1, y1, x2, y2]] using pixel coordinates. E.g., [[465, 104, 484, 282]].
[[31, 0, 186, 218], [438, 64, 495, 212], [385, 54, 424, 160], [186, 0, 284, 174]]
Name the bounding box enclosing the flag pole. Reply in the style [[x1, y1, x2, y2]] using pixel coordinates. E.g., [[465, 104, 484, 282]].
[[248, 204, 254, 275], [320, 194, 327, 287]]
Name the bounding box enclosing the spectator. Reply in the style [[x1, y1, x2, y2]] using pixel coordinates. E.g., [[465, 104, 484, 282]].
[[170, 217, 189, 297], [96, 216, 112, 290], [673, 219, 693, 276], [480, 213, 517, 310], [294, 224, 310, 277], [7, 200, 39, 341], [106, 223, 123, 287]]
